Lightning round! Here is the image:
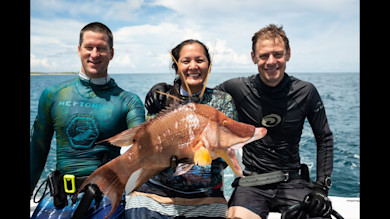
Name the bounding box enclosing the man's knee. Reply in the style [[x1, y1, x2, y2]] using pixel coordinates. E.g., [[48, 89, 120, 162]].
[[227, 206, 262, 219]]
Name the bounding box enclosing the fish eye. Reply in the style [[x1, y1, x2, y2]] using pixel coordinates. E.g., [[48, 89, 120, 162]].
[[222, 120, 228, 126]]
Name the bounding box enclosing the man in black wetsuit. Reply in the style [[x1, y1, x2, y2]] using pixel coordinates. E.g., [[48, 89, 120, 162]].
[[145, 24, 333, 219]]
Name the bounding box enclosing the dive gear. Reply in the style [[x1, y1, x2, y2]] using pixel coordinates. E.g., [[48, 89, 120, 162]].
[[281, 199, 344, 219], [215, 73, 333, 183], [324, 176, 332, 189], [304, 187, 332, 217], [144, 82, 171, 114], [64, 174, 76, 193], [236, 170, 296, 187]]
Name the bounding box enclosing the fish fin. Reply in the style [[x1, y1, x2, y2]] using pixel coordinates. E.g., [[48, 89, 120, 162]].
[[156, 90, 182, 102], [215, 149, 243, 177], [194, 146, 212, 166], [172, 163, 194, 176], [153, 102, 183, 118], [73, 149, 139, 219], [97, 126, 140, 147]]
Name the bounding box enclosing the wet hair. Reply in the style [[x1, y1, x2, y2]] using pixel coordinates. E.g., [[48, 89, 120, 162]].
[[79, 22, 113, 49], [251, 24, 290, 55], [170, 39, 211, 72]]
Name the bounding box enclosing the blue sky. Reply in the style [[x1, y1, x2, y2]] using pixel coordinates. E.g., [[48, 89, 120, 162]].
[[31, 0, 359, 73]]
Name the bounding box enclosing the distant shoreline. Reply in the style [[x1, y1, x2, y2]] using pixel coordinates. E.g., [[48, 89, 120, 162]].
[[31, 72, 78, 75]]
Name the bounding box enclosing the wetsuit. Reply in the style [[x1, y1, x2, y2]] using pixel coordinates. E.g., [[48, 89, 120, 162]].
[[30, 74, 145, 218], [125, 79, 238, 219], [215, 73, 333, 218]]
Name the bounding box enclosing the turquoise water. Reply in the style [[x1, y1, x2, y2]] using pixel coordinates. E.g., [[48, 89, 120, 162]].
[[30, 72, 359, 198]]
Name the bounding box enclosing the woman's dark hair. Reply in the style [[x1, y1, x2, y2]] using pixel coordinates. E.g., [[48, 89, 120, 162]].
[[166, 39, 211, 105], [170, 39, 211, 72]]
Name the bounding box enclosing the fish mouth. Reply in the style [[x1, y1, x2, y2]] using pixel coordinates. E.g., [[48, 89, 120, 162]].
[[217, 127, 267, 177], [230, 127, 267, 150], [215, 148, 243, 177]]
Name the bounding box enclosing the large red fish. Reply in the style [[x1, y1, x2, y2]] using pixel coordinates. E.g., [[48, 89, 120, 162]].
[[74, 103, 267, 218]]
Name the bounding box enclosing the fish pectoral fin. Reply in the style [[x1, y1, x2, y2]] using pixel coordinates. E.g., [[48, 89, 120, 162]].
[[172, 163, 194, 176], [97, 126, 141, 147], [194, 146, 212, 166]]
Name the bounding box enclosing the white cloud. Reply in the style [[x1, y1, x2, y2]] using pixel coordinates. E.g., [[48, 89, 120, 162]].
[[108, 23, 254, 73], [31, 0, 144, 22], [104, 0, 144, 21], [30, 0, 359, 73], [30, 18, 83, 72], [211, 39, 251, 70], [110, 23, 206, 73], [31, 54, 50, 69]]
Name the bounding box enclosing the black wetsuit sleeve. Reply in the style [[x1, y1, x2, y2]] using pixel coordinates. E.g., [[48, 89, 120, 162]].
[[306, 84, 333, 187], [214, 81, 227, 92], [215, 77, 246, 106]]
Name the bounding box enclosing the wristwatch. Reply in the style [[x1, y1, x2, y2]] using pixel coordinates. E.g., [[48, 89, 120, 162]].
[[324, 176, 332, 189]]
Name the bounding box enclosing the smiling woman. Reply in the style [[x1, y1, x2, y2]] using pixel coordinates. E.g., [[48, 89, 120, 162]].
[[123, 39, 240, 219], [175, 44, 209, 93]]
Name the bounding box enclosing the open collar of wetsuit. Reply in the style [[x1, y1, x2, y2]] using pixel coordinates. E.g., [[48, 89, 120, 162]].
[[179, 85, 202, 97], [79, 71, 111, 85], [255, 73, 290, 95]]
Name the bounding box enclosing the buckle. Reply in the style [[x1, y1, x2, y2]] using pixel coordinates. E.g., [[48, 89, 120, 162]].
[[63, 174, 76, 193], [283, 172, 289, 182]]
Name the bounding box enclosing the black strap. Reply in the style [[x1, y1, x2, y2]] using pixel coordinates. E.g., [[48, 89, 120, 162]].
[[33, 177, 49, 203], [72, 184, 103, 219], [238, 170, 291, 187]]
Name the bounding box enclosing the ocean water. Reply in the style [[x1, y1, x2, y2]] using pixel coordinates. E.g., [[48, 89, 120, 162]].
[[30, 72, 359, 198]]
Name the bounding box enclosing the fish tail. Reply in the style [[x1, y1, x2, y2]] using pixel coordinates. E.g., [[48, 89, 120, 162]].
[[73, 149, 139, 219]]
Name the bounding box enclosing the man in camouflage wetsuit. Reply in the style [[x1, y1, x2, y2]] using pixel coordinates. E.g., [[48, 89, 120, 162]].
[[30, 22, 145, 218]]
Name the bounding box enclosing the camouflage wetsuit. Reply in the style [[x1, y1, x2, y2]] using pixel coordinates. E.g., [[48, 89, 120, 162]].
[[30, 75, 145, 218]]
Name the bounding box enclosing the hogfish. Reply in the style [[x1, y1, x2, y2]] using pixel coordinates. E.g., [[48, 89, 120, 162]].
[[74, 103, 267, 218]]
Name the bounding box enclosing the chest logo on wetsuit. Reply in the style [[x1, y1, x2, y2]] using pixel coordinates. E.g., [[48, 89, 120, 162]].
[[66, 115, 100, 149], [261, 114, 282, 127]]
